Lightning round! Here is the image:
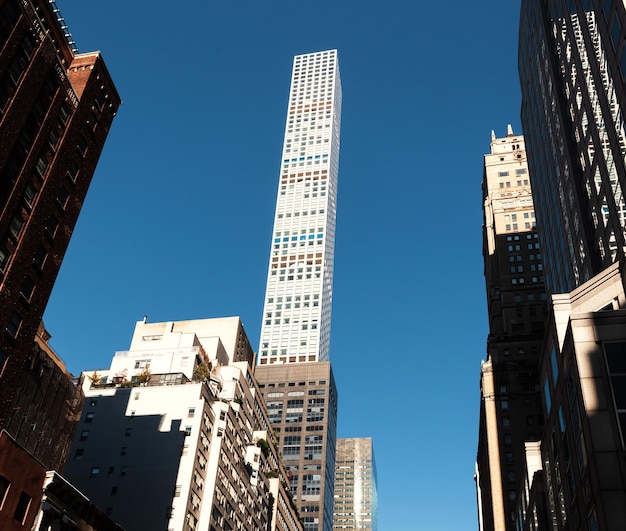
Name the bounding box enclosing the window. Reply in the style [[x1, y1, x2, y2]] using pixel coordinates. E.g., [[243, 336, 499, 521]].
[[85, 412, 94, 423], [7, 312, 22, 337], [20, 277, 35, 301], [0, 246, 9, 273], [90, 467, 100, 478], [80, 430, 89, 441], [23, 184, 37, 207], [13, 492, 31, 524], [0, 475, 9, 509], [77, 136, 88, 157], [45, 215, 58, 238], [603, 342, 626, 446], [57, 188, 70, 210], [9, 215, 23, 238], [67, 160, 79, 182], [32, 246, 47, 271]]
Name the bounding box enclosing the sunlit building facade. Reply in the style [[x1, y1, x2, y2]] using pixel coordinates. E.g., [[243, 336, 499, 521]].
[[258, 49, 341, 366], [65, 318, 302, 531], [332, 438, 377, 531], [476, 126, 547, 531], [256, 50, 342, 531]]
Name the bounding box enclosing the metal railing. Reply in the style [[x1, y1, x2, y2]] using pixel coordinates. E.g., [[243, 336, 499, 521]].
[[48, 0, 78, 53]]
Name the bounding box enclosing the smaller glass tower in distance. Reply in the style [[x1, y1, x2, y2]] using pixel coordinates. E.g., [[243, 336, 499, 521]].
[[332, 438, 378, 531]]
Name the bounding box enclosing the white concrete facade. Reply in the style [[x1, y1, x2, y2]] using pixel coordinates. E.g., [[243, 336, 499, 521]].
[[259, 50, 342, 365], [65, 318, 301, 531]]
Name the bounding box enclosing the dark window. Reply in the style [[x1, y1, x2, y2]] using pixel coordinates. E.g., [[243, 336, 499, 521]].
[[45, 216, 58, 238], [67, 160, 79, 182], [23, 184, 37, 208], [9, 215, 23, 238], [0, 475, 9, 507], [35, 156, 48, 178], [7, 312, 22, 337], [77, 136, 88, 157], [13, 492, 31, 524], [58, 104, 70, 125], [20, 277, 35, 301], [32, 246, 47, 271], [57, 188, 69, 209], [0, 246, 9, 272]]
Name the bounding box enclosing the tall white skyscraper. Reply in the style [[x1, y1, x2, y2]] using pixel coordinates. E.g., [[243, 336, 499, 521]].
[[258, 49, 342, 366]]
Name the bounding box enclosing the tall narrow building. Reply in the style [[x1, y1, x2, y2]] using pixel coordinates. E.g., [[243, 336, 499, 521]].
[[0, 0, 120, 463], [0, 1, 119, 527], [515, 1, 626, 529], [332, 438, 378, 531], [256, 50, 342, 531], [258, 49, 341, 367], [476, 126, 547, 531]]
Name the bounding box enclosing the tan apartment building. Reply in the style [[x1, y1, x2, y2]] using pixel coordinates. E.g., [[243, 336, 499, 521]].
[[476, 126, 548, 531]]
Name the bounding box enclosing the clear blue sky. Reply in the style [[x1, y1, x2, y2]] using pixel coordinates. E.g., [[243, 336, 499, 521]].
[[45, 1, 523, 529]]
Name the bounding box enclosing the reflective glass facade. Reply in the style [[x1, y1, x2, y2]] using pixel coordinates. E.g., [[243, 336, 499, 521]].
[[333, 438, 378, 531], [520, 0, 626, 295]]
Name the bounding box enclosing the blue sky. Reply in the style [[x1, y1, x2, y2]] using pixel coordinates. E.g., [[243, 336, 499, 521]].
[[45, 1, 523, 529]]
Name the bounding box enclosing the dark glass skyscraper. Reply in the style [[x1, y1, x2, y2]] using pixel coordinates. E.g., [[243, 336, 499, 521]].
[[517, 2, 626, 530], [519, 0, 626, 296]]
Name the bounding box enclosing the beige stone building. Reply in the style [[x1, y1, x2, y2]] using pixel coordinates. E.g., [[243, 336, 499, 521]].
[[476, 126, 548, 531], [518, 260, 626, 530]]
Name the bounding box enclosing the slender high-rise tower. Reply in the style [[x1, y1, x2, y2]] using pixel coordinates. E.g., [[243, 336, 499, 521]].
[[256, 50, 342, 531], [258, 49, 341, 367], [475, 126, 547, 531]]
